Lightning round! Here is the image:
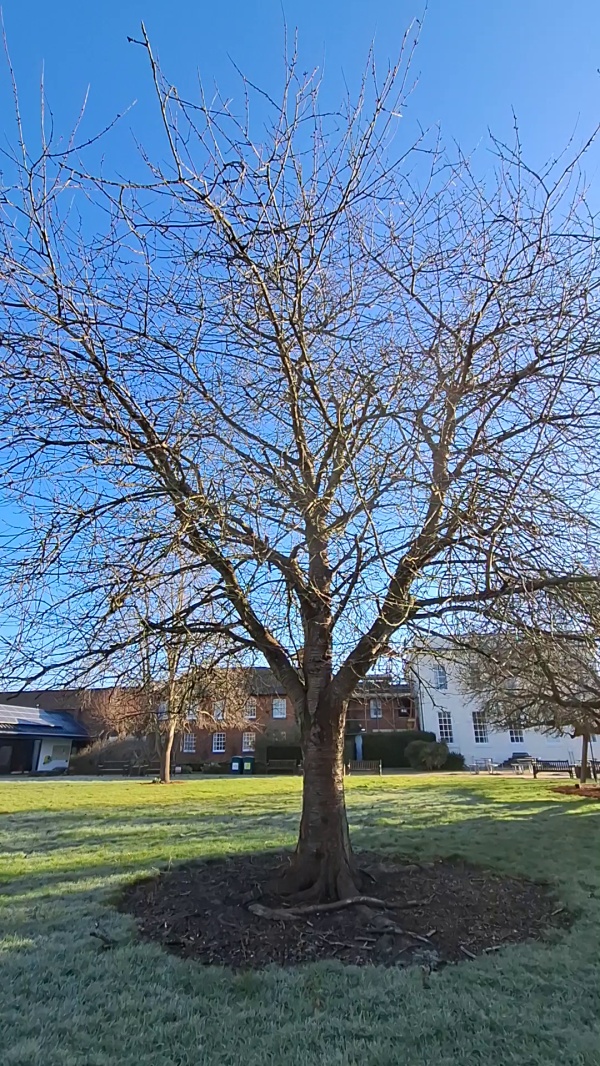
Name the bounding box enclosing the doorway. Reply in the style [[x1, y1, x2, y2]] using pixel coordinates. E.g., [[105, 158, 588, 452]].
[[0, 738, 35, 774]]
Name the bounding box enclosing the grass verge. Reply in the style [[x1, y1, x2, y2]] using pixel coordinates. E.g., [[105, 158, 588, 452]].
[[1, 773, 599, 1065]]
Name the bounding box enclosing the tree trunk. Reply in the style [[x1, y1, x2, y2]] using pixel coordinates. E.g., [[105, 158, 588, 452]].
[[281, 693, 361, 902], [159, 721, 176, 784], [579, 732, 589, 787]]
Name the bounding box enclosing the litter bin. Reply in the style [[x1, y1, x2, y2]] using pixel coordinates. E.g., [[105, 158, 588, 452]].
[[230, 756, 243, 775], [242, 756, 255, 775]]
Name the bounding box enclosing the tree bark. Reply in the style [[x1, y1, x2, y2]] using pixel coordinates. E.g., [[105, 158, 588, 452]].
[[159, 721, 176, 784], [280, 692, 361, 901], [579, 732, 589, 787]]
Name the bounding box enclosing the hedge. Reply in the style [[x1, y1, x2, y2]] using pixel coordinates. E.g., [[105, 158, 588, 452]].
[[362, 730, 436, 768], [443, 751, 466, 771]]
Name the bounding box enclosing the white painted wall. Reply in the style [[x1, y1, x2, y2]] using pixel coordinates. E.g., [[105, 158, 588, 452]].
[[36, 739, 72, 773], [410, 648, 581, 766]]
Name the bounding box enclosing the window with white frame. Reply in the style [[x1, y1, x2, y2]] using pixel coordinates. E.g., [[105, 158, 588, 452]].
[[437, 710, 454, 744], [245, 698, 257, 719], [432, 664, 448, 690], [182, 733, 196, 753], [186, 703, 198, 722], [369, 697, 383, 719], [472, 711, 489, 744], [272, 697, 287, 719], [213, 700, 225, 721], [509, 725, 525, 744], [157, 700, 168, 721], [212, 732, 226, 753], [242, 732, 256, 753]]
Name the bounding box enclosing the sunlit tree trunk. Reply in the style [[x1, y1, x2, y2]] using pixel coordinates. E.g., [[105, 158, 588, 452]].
[[159, 720, 176, 784], [278, 685, 360, 901], [579, 732, 589, 787]]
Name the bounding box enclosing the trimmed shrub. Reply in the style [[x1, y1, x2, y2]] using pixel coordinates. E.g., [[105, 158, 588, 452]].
[[443, 751, 466, 771], [405, 740, 449, 770], [362, 730, 436, 769], [69, 736, 154, 774], [201, 761, 230, 774]]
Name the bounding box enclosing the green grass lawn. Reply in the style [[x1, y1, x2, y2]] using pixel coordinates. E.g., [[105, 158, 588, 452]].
[[1, 774, 599, 1066]]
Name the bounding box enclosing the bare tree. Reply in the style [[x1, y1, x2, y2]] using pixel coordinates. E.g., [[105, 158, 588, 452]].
[[1, 28, 600, 896], [459, 588, 600, 783], [88, 573, 252, 782], [82, 686, 148, 739], [143, 641, 252, 784]]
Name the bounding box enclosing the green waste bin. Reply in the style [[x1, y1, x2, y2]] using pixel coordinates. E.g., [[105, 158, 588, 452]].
[[242, 756, 255, 774], [230, 756, 243, 775]]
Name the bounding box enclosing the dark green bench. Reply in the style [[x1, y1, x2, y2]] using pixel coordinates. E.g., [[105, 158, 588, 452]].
[[347, 759, 382, 775], [266, 759, 299, 774], [97, 759, 133, 776], [531, 760, 574, 778]]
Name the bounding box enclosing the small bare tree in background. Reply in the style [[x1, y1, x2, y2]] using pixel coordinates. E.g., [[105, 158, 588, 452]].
[[82, 686, 148, 739], [82, 572, 251, 782], [460, 587, 600, 783], [1, 27, 600, 896], [143, 641, 251, 784]]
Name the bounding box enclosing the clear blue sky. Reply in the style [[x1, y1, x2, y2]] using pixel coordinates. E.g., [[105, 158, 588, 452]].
[[0, 0, 599, 679], [1, 0, 600, 184]]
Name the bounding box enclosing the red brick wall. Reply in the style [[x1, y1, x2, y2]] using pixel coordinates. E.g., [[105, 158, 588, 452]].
[[177, 693, 292, 763], [347, 694, 416, 733], [178, 690, 417, 763]]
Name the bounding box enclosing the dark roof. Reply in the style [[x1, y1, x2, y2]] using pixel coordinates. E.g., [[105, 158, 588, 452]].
[[246, 667, 288, 695], [248, 668, 410, 697], [0, 670, 409, 711], [0, 688, 98, 712], [0, 704, 89, 739]]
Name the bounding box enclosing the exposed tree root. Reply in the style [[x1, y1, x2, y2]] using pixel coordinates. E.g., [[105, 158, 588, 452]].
[[275, 855, 363, 903], [248, 897, 430, 922], [248, 896, 389, 920]]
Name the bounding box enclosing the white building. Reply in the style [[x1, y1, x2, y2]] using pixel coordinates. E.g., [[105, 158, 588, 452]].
[[409, 641, 580, 766]]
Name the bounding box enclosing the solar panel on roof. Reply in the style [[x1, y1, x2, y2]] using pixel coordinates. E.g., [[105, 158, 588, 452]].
[[0, 703, 88, 738]]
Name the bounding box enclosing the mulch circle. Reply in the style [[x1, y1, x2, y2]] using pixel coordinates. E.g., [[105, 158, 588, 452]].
[[554, 785, 600, 800], [119, 851, 569, 971]]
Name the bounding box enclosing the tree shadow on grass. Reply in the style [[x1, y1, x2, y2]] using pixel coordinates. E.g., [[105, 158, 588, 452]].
[[2, 787, 599, 903], [2, 785, 600, 1066]]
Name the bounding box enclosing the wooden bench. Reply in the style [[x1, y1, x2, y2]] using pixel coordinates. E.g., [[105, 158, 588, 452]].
[[346, 759, 382, 775], [266, 759, 299, 775], [136, 761, 162, 777], [97, 759, 164, 777], [531, 760, 574, 779], [97, 759, 133, 776]]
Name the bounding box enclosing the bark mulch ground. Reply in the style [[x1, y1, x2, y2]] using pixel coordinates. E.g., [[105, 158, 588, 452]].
[[554, 785, 600, 800], [119, 851, 569, 971]]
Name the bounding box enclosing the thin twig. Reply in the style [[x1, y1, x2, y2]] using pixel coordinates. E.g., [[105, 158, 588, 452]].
[[459, 945, 477, 959]]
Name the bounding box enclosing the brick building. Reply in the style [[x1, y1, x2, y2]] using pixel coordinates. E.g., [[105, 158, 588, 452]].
[[177, 668, 417, 765], [0, 669, 417, 769]]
